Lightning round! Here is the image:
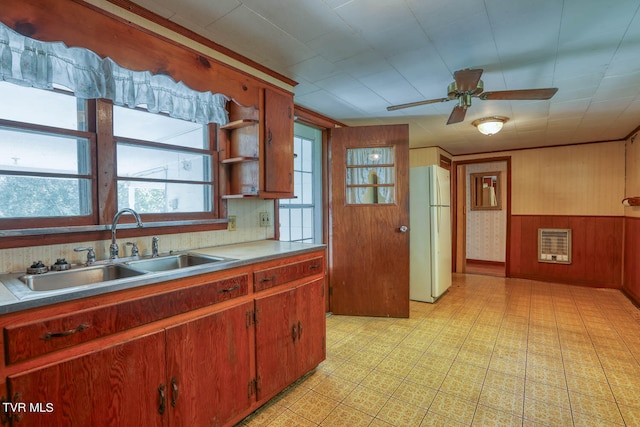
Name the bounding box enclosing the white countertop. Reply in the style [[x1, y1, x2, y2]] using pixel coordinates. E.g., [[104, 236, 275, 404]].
[[0, 240, 325, 315]]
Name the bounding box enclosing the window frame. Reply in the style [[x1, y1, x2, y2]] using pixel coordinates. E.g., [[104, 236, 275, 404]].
[[0, 90, 225, 246], [278, 123, 323, 244]]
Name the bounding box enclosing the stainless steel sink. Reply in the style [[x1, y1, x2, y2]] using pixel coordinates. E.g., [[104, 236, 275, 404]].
[[125, 253, 231, 272], [20, 264, 146, 291]]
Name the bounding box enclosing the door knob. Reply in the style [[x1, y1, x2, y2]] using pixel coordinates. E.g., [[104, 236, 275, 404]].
[[399, 225, 408, 232]]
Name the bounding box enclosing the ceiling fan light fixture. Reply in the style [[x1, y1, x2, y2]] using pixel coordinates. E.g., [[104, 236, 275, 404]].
[[472, 116, 509, 135]]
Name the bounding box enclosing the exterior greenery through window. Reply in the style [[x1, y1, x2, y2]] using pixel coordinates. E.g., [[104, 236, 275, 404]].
[[0, 81, 217, 229]]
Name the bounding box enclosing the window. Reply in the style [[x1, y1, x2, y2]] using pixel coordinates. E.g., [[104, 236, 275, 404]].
[[0, 82, 220, 230], [279, 123, 322, 243], [345, 146, 395, 205], [114, 106, 213, 214], [0, 82, 94, 221]]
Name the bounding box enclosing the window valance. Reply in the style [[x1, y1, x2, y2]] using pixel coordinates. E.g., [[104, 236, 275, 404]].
[[0, 22, 229, 125]]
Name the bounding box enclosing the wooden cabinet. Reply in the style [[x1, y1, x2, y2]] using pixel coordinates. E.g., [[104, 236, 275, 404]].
[[5, 302, 253, 427], [218, 88, 294, 199], [0, 249, 325, 426], [166, 301, 254, 427], [255, 277, 325, 402], [263, 88, 294, 196], [7, 330, 166, 427]]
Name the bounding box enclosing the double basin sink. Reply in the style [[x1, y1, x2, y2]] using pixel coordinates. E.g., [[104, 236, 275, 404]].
[[20, 253, 234, 292]]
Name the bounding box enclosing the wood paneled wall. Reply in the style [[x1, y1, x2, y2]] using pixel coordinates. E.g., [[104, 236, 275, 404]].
[[510, 215, 623, 287], [624, 217, 640, 302]]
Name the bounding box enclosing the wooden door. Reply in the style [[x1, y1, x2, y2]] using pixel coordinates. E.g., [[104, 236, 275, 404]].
[[166, 301, 253, 427], [254, 288, 297, 402], [7, 331, 166, 427], [263, 88, 294, 195], [329, 125, 410, 317], [295, 278, 326, 378]]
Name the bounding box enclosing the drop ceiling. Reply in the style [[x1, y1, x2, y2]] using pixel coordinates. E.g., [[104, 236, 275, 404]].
[[129, 0, 640, 155]]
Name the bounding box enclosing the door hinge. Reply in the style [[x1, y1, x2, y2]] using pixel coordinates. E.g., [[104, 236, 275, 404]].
[[246, 310, 254, 328], [247, 376, 261, 399], [247, 378, 256, 399], [1, 393, 22, 424], [0, 395, 9, 425]]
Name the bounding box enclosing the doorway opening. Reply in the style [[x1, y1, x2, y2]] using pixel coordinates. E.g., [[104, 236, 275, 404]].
[[453, 158, 510, 278]]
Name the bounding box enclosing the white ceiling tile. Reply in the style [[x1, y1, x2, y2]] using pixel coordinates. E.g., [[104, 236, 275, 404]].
[[129, 0, 640, 154]]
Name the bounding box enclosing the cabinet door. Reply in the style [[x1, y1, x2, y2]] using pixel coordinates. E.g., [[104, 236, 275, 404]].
[[295, 278, 326, 379], [7, 331, 166, 427], [165, 301, 253, 427], [263, 88, 294, 195], [254, 288, 297, 402]]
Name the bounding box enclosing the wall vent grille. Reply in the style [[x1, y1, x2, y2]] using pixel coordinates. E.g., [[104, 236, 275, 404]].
[[538, 228, 572, 264]]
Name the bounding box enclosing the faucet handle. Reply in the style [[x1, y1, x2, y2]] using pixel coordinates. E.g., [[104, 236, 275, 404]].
[[152, 236, 159, 257], [126, 242, 140, 257], [74, 247, 96, 265]]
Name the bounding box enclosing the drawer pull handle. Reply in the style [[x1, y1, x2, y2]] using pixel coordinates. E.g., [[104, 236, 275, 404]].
[[260, 275, 276, 283], [170, 377, 179, 407], [309, 263, 321, 270], [42, 323, 90, 341], [218, 284, 239, 293], [291, 324, 297, 343], [158, 384, 166, 415]]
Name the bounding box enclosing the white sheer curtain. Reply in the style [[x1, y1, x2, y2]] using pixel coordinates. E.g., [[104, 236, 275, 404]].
[[0, 22, 228, 125], [346, 147, 395, 204]]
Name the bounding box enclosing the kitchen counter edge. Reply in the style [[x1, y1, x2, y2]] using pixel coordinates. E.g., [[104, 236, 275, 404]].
[[0, 240, 326, 315]]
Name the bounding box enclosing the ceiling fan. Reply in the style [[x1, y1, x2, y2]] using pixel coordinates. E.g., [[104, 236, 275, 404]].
[[386, 68, 558, 125]]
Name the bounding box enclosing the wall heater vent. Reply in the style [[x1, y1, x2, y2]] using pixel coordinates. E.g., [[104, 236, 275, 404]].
[[538, 228, 572, 264]]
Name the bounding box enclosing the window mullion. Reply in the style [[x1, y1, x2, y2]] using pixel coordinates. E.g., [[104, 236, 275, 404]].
[[95, 99, 117, 225]]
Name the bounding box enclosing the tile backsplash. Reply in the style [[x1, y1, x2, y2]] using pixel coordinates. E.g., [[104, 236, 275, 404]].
[[0, 199, 275, 274]]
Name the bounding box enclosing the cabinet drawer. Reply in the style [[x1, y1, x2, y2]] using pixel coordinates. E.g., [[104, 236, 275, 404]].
[[4, 274, 248, 365], [253, 257, 324, 292]]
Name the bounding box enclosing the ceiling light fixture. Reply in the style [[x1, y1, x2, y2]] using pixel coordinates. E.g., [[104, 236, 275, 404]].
[[471, 116, 509, 135]]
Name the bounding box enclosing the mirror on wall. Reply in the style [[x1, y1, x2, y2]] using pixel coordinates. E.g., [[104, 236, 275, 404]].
[[470, 172, 501, 210]]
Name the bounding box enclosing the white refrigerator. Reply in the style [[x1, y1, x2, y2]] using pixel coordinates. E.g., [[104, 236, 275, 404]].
[[410, 165, 452, 303]]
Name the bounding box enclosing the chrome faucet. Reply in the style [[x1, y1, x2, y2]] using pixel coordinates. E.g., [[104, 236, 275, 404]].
[[110, 208, 143, 259]]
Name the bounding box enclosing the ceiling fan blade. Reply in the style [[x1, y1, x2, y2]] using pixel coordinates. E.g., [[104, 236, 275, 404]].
[[479, 88, 558, 101], [453, 69, 483, 92], [386, 97, 450, 111], [447, 105, 467, 124]]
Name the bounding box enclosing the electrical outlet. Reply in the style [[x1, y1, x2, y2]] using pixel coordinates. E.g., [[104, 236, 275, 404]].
[[228, 215, 236, 231], [259, 212, 271, 227]]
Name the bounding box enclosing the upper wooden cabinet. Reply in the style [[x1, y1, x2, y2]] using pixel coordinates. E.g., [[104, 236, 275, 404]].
[[219, 88, 294, 199], [263, 88, 294, 196]]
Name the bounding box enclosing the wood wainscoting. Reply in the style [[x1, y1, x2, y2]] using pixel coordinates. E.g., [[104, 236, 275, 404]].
[[510, 215, 623, 288], [624, 216, 640, 305]]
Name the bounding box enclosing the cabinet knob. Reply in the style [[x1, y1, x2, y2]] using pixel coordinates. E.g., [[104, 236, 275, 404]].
[[399, 225, 408, 233]]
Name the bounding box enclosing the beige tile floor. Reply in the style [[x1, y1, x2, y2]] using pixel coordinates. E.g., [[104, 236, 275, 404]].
[[239, 273, 640, 426]]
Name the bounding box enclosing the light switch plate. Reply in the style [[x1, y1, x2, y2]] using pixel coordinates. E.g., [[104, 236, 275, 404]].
[[259, 212, 271, 227], [228, 215, 236, 231]]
